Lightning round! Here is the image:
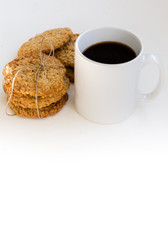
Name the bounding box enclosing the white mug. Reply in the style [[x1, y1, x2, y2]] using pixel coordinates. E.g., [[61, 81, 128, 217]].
[[74, 27, 164, 124]]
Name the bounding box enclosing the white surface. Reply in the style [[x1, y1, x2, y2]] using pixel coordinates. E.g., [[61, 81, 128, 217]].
[[0, 0, 168, 239]]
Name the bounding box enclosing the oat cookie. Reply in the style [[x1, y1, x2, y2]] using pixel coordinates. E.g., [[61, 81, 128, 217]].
[[4, 76, 69, 109], [3, 54, 69, 97], [55, 34, 79, 67], [8, 93, 68, 118], [17, 28, 73, 56], [66, 67, 74, 83]]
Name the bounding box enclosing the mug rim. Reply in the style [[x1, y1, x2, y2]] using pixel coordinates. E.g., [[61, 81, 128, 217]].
[[75, 26, 143, 66]]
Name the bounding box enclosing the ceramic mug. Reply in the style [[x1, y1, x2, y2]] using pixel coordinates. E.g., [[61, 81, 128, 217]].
[[74, 27, 164, 124]]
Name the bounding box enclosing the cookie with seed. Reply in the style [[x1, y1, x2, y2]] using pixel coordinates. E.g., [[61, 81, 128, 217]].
[[8, 93, 68, 118], [3, 54, 69, 97], [55, 34, 79, 67], [3, 76, 69, 109], [66, 67, 74, 83], [17, 28, 73, 57]]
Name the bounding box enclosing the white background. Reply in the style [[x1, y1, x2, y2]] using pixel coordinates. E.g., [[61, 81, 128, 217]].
[[0, 0, 168, 239]]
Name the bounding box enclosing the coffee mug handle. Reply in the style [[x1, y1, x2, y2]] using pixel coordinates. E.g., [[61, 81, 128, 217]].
[[138, 54, 164, 102]]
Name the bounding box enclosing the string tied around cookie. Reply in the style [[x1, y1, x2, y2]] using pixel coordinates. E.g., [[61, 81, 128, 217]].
[[5, 35, 65, 118]]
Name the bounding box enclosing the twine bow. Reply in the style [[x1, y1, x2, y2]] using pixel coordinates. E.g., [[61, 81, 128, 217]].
[[5, 36, 64, 118]]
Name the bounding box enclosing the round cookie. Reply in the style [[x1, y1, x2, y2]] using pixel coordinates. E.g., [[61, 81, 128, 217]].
[[17, 28, 73, 57], [3, 54, 69, 97], [8, 94, 68, 118], [4, 76, 70, 109], [55, 34, 79, 67]]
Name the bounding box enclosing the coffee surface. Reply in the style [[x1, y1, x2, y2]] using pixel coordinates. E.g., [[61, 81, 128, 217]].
[[83, 41, 136, 64]]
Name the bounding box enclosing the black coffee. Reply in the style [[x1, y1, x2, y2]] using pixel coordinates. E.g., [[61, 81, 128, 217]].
[[83, 41, 136, 64]]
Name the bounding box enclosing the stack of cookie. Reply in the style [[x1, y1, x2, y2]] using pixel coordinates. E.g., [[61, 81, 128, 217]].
[[3, 27, 79, 118], [3, 54, 69, 118], [17, 28, 78, 83]]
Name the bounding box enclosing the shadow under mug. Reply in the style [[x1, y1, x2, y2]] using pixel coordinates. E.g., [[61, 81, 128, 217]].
[[74, 27, 164, 124]]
